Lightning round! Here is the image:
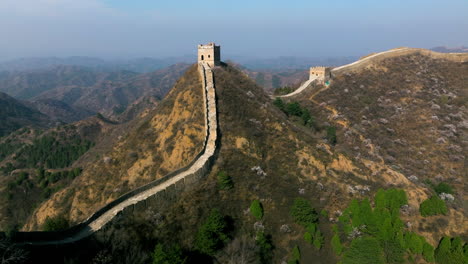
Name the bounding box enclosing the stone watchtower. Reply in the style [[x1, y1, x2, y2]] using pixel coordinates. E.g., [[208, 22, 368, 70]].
[[309, 66, 331, 82], [198, 42, 221, 67]]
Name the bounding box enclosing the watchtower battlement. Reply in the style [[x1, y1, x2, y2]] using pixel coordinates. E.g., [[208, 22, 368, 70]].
[[309, 66, 331, 81], [198, 42, 221, 67]]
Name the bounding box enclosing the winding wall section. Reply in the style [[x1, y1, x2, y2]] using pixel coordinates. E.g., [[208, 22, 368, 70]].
[[5, 62, 218, 245], [278, 47, 468, 97], [278, 77, 318, 98]]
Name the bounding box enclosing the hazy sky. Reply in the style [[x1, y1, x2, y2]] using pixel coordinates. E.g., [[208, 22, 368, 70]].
[[0, 0, 467, 60]]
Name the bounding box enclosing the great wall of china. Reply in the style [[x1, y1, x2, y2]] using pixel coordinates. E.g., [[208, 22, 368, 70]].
[[2, 45, 467, 245], [280, 47, 468, 98], [1, 62, 218, 245]]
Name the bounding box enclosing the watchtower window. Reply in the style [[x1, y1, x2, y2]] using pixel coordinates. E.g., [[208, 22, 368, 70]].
[[208, 55, 211, 58], [201, 55, 204, 60]]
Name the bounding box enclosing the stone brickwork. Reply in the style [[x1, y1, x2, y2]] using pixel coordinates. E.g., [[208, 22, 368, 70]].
[[198, 42, 221, 67], [309, 66, 331, 82]]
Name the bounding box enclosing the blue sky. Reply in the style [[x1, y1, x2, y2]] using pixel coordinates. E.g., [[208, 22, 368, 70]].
[[0, 0, 467, 60]]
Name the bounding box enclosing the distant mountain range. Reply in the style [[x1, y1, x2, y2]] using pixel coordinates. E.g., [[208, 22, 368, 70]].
[[0, 56, 194, 73], [431, 46, 468, 53], [0, 55, 359, 73], [0, 64, 190, 124]]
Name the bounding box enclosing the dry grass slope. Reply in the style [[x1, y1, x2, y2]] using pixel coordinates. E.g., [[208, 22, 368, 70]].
[[23, 65, 205, 230]]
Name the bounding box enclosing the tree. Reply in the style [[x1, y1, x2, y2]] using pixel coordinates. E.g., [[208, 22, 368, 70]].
[[331, 234, 343, 255], [42, 216, 69, 231], [217, 171, 233, 190], [405, 232, 423, 254], [342, 237, 385, 264], [326, 126, 337, 145], [288, 245, 301, 264], [195, 209, 229, 256], [433, 182, 454, 195], [290, 198, 318, 226], [273, 98, 285, 111], [250, 200, 264, 220], [422, 242, 435, 262], [313, 229, 324, 249], [420, 196, 447, 216], [433, 237, 465, 264], [286, 102, 303, 117], [152, 244, 186, 264], [256, 232, 273, 264]]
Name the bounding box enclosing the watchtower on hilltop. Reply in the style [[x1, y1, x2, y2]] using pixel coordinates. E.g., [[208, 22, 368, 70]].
[[310, 66, 331, 82], [198, 42, 221, 67]]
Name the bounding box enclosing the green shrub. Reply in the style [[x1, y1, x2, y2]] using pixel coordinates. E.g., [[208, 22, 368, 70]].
[[303, 223, 317, 243], [381, 240, 405, 264], [273, 98, 285, 111], [331, 234, 343, 255], [288, 245, 301, 264], [286, 102, 303, 116], [434, 237, 466, 264], [217, 171, 233, 190], [72, 167, 82, 178], [405, 232, 424, 254], [326, 126, 337, 145], [342, 237, 385, 264], [320, 209, 328, 218], [42, 216, 69, 231], [304, 231, 313, 244], [250, 200, 264, 220], [256, 232, 273, 264], [301, 109, 316, 128], [422, 242, 435, 262], [433, 182, 454, 195], [420, 196, 447, 216], [290, 198, 318, 226], [374, 188, 408, 211], [195, 209, 229, 256], [15, 172, 28, 185], [274, 86, 294, 95], [313, 229, 324, 249], [152, 244, 186, 264]]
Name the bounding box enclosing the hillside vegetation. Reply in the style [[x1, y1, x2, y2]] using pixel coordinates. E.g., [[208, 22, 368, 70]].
[[22, 65, 205, 230], [295, 52, 467, 245]]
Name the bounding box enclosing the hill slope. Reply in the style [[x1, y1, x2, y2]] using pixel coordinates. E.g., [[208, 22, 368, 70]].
[[296, 50, 467, 244], [0, 92, 51, 137], [23, 64, 205, 230]]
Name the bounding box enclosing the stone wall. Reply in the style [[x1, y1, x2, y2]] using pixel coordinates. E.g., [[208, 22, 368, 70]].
[[332, 47, 468, 76], [4, 62, 219, 245]]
